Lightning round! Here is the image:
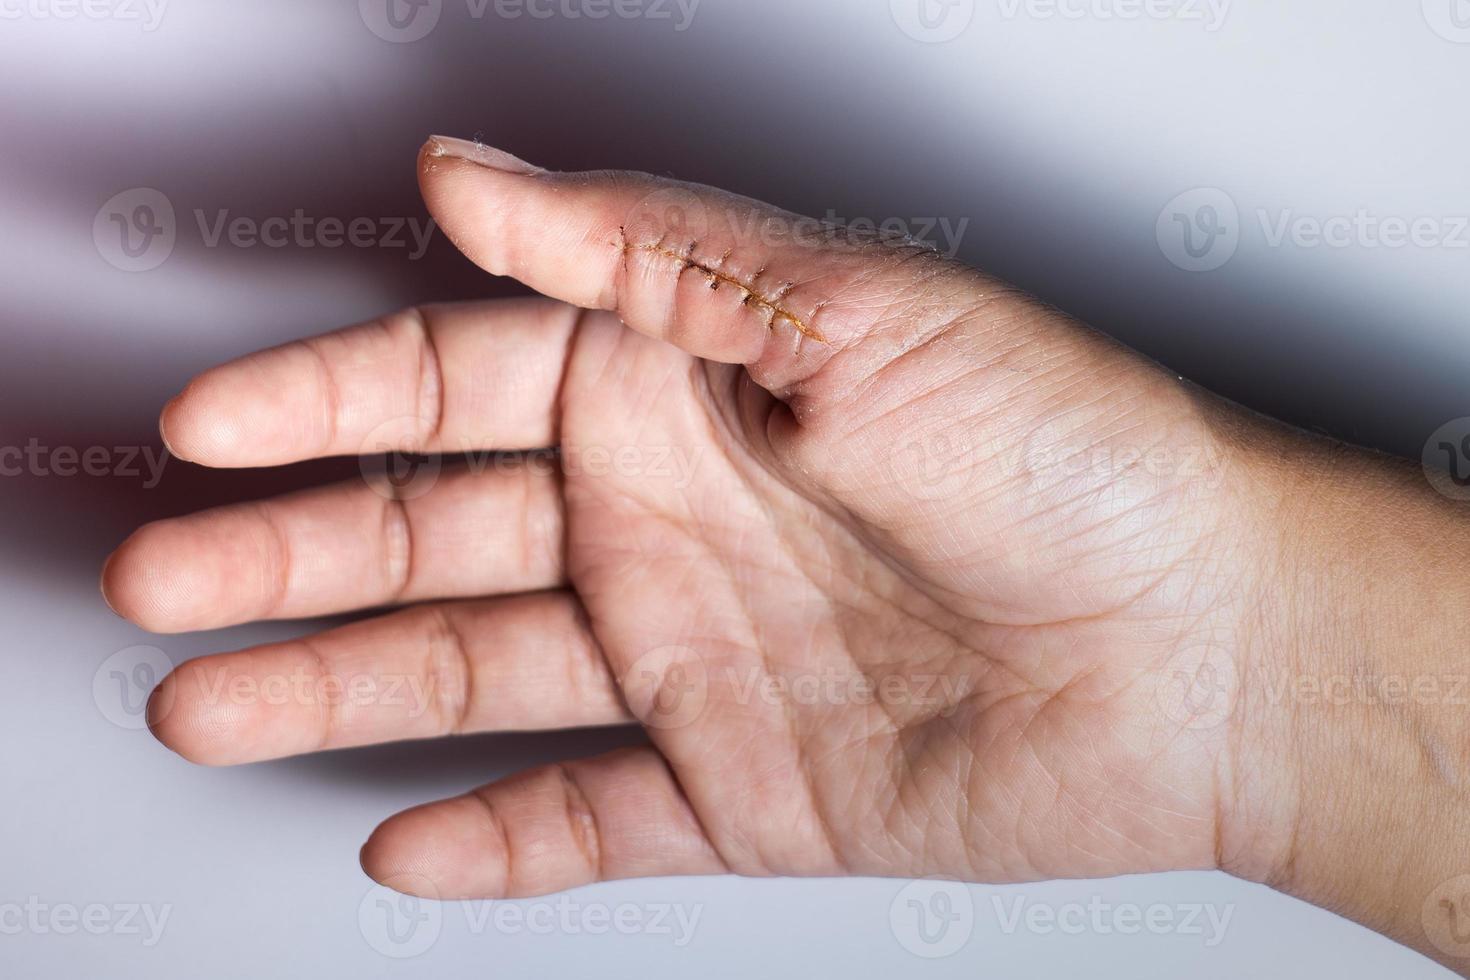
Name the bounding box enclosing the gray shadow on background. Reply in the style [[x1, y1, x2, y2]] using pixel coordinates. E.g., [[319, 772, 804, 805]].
[[3, 1, 1467, 786]]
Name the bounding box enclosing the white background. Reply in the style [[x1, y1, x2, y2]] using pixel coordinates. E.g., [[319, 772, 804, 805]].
[[0, 0, 1464, 975]]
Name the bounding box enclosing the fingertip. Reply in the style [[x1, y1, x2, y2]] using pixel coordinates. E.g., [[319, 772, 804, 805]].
[[99, 524, 198, 634], [414, 139, 611, 307], [146, 656, 259, 766], [359, 817, 414, 889], [362, 796, 505, 900], [158, 377, 251, 468], [359, 812, 442, 897]]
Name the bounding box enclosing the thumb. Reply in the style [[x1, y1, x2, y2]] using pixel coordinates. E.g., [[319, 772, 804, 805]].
[[417, 135, 988, 393]]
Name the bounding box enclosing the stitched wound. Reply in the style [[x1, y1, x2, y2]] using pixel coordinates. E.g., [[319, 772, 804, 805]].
[[626, 241, 828, 344]]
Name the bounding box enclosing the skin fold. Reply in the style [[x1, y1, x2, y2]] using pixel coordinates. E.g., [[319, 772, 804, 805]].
[[102, 136, 1470, 973]]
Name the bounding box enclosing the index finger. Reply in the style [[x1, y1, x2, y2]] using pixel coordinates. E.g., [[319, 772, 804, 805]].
[[160, 297, 580, 468]]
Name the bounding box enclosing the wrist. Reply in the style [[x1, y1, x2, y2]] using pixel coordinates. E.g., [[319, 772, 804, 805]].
[[1220, 419, 1470, 969]]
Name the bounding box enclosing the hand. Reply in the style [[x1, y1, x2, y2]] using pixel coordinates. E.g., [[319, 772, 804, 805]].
[[102, 138, 1470, 970]]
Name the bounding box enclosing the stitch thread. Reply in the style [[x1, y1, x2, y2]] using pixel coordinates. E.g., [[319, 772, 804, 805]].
[[623, 239, 828, 344]]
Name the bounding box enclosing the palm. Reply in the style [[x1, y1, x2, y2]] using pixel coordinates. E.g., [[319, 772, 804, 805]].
[[558, 309, 1226, 884], [106, 144, 1242, 898]]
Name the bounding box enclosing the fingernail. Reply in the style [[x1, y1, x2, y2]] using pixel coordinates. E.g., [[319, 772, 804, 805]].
[[158, 398, 179, 459], [425, 136, 543, 175], [100, 550, 122, 618], [146, 680, 176, 731]]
